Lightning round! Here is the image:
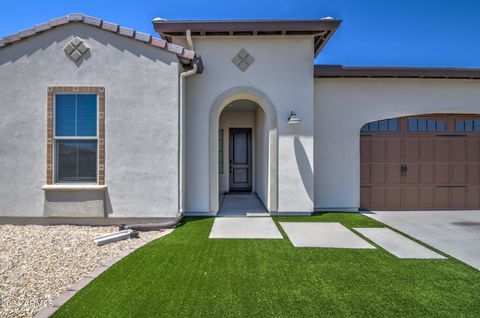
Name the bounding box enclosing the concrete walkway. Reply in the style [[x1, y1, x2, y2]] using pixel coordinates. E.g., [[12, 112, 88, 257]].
[[354, 227, 445, 259], [218, 193, 268, 216], [365, 211, 480, 269], [209, 217, 283, 239], [280, 222, 375, 248]]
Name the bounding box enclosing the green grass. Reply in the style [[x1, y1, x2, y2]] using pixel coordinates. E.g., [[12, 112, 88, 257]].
[[54, 213, 480, 317]]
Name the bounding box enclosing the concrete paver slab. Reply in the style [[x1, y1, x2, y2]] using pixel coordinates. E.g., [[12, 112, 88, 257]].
[[354, 227, 446, 259], [365, 211, 480, 270], [209, 217, 283, 239], [280, 222, 375, 248]]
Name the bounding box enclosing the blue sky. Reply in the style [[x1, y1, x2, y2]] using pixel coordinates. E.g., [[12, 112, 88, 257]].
[[1, 0, 479, 67]]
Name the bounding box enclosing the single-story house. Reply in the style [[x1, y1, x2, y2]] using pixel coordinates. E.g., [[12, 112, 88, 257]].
[[0, 14, 479, 223]]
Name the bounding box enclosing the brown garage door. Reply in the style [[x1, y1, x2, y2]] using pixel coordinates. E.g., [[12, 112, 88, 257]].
[[360, 115, 480, 210]]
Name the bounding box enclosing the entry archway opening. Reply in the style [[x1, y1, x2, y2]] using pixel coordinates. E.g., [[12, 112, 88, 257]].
[[217, 100, 269, 215], [209, 87, 278, 215]]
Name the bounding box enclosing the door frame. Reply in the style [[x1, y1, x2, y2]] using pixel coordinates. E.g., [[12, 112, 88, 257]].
[[229, 128, 253, 192]]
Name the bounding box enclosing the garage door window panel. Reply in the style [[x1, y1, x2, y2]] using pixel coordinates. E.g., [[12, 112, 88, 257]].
[[408, 117, 446, 132], [456, 119, 480, 132], [361, 119, 398, 132]]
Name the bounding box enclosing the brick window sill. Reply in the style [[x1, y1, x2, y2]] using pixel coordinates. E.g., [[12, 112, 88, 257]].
[[42, 184, 108, 191]]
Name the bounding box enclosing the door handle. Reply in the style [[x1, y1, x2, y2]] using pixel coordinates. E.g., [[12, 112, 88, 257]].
[[229, 160, 232, 174]]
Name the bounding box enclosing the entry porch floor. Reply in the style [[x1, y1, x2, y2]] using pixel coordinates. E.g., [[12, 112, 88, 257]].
[[54, 213, 480, 318], [218, 192, 268, 216]]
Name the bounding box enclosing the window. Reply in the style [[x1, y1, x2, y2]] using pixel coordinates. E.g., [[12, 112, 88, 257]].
[[361, 119, 398, 132], [456, 119, 480, 132], [408, 118, 446, 132], [219, 129, 224, 174], [55, 94, 97, 182], [47, 87, 105, 185]]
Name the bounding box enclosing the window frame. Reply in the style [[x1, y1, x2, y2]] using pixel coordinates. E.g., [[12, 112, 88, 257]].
[[47, 87, 105, 185]]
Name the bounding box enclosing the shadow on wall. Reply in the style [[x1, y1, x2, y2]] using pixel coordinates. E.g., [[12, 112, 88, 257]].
[[294, 136, 313, 202], [105, 189, 114, 215], [0, 23, 176, 66], [42, 189, 114, 217], [43, 190, 106, 217]]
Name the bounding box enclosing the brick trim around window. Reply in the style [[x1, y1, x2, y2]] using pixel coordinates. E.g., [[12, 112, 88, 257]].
[[47, 86, 105, 185]]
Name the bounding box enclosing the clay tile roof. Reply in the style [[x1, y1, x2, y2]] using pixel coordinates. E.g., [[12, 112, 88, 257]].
[[0, 13, 201, 70], [314, 65, 480, 80]]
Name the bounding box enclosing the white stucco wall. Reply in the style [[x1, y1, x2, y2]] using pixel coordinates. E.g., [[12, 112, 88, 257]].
[[181, 36, 315, 213], [314, 78, 480, 211], [0, 23, 180, 218], [255, 108, 269, 208]]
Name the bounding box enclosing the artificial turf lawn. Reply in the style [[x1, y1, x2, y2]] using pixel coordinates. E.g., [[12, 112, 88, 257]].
[[54, 213, 480, 317]]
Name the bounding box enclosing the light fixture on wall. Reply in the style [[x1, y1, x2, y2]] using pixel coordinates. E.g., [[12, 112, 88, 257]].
[[288, 111, 301, 124]]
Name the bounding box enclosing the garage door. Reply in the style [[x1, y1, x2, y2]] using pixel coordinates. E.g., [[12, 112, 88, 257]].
[[360, 115, 480, 210]]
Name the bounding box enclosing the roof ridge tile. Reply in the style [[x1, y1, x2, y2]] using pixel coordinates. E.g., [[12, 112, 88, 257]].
[[101, 21, 119, 33], [69, 13, 84, 22], [83, 15, 102, 27], [49, 16, 69, 27], [134, 31, 151, 43], [33, 22, 52, 33]]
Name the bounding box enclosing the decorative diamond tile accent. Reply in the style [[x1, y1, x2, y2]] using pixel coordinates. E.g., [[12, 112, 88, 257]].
[[63, 42, 75, 55], [237, 49, 249, 59], [77, 42, 89, 54], [232, 49, 254, 72], [64, 37, 89, 61], [70, 50, 82, 61], [71, 37, 82, 47]]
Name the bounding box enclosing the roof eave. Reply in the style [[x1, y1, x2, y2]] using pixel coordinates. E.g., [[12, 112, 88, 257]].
[[153, 19, 341, 34], [314, 65, 480, 80], [153, 19, 342, 56]]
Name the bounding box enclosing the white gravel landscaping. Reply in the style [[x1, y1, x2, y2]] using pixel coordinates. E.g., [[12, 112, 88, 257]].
[[0, 224, 163, 318]]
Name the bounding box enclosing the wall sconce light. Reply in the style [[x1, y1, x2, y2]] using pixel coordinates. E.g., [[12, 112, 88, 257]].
[[288, 111, 301, 124]]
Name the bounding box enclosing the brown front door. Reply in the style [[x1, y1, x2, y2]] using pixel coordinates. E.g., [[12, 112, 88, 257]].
[[361, 115, 480, 210], [229, 128, 252, 192]]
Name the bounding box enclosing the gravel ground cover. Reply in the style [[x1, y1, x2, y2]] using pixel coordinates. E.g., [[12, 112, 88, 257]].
[[0, 224, 162, 318]]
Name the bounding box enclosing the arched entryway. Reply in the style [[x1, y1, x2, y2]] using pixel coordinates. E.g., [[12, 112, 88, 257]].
[[360, 114, 480, 210], [209, 87, 278, 214]]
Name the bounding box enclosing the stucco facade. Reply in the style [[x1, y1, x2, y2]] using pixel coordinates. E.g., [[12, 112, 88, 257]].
[[0, 15, 479, 223], [179, 36, 315, 214], [0, 22, 181, 219], [314, 78, 480, 211]]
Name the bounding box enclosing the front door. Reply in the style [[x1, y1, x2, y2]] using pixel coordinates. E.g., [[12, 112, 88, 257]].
[[229, 128, 252, 191]]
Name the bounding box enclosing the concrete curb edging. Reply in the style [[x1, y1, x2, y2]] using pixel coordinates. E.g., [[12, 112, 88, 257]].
[[33, 228, 175, 318]]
